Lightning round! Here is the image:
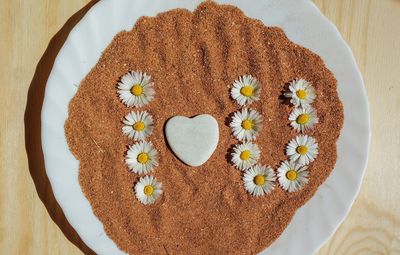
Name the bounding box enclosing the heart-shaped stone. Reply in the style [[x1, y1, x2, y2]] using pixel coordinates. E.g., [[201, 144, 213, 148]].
[[165, 114, 219, 167]]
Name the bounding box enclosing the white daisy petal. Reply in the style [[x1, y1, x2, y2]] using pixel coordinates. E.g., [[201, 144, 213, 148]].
[[231, 142, 261, 171], [230, 75, 261, 106], [289, 105, 319, 133], [286, 135, 318, 166], [243, 165, 276, 196], [134, 175, 163, 205], [230, 108, 263, 141], [284, 79, 316, 107], [277, 160, 309, 192], [117, 71, 155, 107], [125, 141, 159, 174]]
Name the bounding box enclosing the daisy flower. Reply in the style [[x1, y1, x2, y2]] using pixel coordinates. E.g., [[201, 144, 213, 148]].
[[277, 160, 309, 192], [284, 79, 316, 107], [289, 105, 318, 133], [134, 175, 162, 205], [230, 108, 263, 141], [231, 142, 261, 171], [286, 135, 318, 165], [243, 165, 276, 196], [117, 71, 155, 107], [230, 75, 261, 106], [126, 141, 159, 174], [122, 111, 154, 141]]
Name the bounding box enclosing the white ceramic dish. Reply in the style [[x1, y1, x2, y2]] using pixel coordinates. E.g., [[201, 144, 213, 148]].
[[41, 0, 370, 254]]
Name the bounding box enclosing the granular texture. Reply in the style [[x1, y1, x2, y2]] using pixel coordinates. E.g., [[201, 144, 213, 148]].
[[65, 2, 344, 254]]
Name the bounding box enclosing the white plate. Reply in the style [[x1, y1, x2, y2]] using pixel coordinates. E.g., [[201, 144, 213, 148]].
[[41, 0, 370, 254]]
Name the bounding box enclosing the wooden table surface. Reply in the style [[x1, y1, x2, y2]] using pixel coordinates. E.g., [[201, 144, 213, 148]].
[[1, 0, 399, 254]]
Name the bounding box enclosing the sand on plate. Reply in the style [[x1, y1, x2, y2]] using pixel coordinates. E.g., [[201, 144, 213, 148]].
[[65, 2, 344, 254]]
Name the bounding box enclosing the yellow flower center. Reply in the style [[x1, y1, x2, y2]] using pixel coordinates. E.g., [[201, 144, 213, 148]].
[[296, 145, 308, 155], [143, 185, 154, 196], [296, 113, 310, 124], [131, 84, 143, 96], [286, 170, 298, 181], [254, 175, 266, 186], [296, 89, 307, 99], [240, 86, 254, 97], [240, 150, 252, 160], [133, 121, 145, 131], [241, 119, 253, 130], [137, 152, 149, 164]]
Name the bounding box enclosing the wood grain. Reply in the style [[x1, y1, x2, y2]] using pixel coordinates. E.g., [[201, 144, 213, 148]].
[[0, 0, 399, 254]]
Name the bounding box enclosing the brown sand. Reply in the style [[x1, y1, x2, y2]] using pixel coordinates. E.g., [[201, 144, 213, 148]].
[[65, 2, 344, 254]]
